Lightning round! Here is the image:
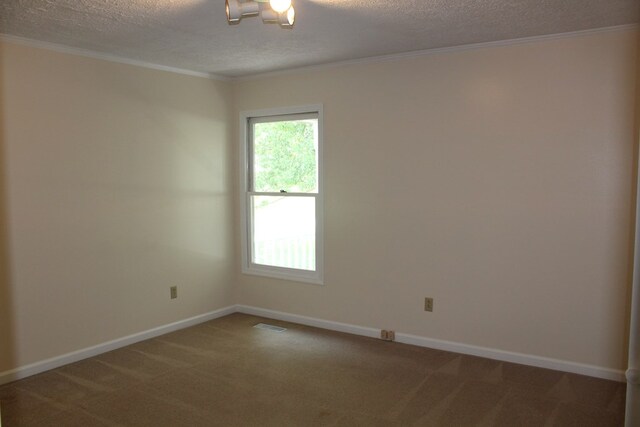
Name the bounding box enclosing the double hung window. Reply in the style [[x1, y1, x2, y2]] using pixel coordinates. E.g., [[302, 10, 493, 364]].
[[240, 105, 323, 284]]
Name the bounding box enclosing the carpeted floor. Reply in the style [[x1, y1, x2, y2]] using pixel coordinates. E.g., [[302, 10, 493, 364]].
[[0, 313, 626, 426]]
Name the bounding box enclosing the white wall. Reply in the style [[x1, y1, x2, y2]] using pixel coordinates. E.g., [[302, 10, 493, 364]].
[[0, 41, 235, 372], [234, 29, 638, 372]]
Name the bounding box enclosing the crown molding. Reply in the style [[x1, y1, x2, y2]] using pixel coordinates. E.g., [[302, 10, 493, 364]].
[[234, 23, 639, 81], [0, 34, 231, 81], [1, 23, 637, 82]]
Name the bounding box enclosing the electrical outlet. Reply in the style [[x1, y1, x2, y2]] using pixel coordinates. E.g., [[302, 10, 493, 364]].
[[424, 297, 434, 312], [380, 330, 395, 342], [170, 286, 178, 299]]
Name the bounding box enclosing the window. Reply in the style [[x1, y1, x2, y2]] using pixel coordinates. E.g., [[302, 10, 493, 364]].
[[240, 105, 323, 284]]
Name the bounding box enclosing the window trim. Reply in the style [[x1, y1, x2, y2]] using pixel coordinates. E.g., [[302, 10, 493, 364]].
[[239, 104, 324, 285]]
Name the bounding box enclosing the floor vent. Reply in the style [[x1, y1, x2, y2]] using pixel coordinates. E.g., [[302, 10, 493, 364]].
[[254, 323, 287, 332]]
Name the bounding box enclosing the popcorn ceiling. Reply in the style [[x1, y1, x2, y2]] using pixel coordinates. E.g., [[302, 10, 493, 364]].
[[0, 0, 637, 77]]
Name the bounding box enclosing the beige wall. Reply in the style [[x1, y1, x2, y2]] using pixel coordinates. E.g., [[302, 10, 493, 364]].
[[234, 29, 638, 370], [0, 28, 636, 375], [0, 41, 235, 371]]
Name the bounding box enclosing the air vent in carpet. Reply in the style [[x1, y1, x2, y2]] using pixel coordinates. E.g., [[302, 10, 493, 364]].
[[254, 323, 287, 332]]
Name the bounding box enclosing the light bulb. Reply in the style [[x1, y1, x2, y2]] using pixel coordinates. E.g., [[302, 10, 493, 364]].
[[286, 6, 295, 25], [277, 5, 294, 27], [269, 0, 292, 13]]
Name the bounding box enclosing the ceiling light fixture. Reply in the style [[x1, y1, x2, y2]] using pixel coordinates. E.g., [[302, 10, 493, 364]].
[[226, 0, 295, 28]]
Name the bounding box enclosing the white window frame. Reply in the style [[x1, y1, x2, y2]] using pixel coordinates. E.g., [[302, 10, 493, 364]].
[[239, 105, 324, 285]]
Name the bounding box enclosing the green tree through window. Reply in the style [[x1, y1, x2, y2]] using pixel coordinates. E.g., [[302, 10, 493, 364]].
[[253, 120, 317, 193]]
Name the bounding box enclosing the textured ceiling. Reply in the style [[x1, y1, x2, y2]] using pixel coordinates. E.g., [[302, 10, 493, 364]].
[[0, 0, 638, 78]]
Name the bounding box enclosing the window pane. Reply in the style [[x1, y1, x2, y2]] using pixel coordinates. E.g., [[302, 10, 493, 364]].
[[252, 119, 318, 193], [252, 196, 316, 271]]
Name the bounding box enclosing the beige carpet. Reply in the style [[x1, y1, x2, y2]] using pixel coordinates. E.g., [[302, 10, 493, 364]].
[[0, 313, 626, 426]]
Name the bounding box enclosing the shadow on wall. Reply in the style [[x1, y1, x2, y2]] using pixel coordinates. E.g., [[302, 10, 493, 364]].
[[624, 32, 640, 370], [0, 41, 16, 377], [623, 29, 640, 426]]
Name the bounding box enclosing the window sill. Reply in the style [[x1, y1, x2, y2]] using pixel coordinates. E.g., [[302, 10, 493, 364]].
[[242, 265, 324, 285]]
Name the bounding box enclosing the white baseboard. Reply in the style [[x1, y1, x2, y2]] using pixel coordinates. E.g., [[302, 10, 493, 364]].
[[1, 304, 625, 385], [0, 305, 236, 386], [237, 305, 381, 339], [395, 332, 625, 382], [236, 305, 625, 382]]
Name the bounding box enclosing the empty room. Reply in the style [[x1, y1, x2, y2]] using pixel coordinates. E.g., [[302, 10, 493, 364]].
[[0, 0, 639, 425]]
